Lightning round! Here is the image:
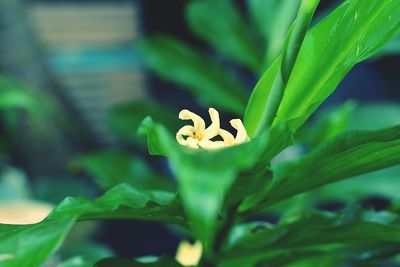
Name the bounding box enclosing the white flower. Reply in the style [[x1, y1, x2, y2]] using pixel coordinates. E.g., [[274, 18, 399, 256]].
[[176, 108, 250, 150]]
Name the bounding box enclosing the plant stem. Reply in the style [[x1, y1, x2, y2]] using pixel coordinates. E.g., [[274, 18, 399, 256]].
[[198, 206, 239, 267]]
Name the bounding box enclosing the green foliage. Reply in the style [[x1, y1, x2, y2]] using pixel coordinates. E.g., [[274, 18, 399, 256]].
[[303, 102, 400, 204], [245, 0, 400, 135], [186, 0, 263, 73], [57, 242, 113, 267], [221, 209, 400, 266], [107, 101, 180, 145], [251, 125, 400, 209], [2, 0, 400, 266], [0, 184, 184, 267], [94, 256, 183, 267], [296, 101, 357, 148], [138, 36, 248, 115], [140, 117, 271, 246], [76, 151, 174, 191], [281, 0, 320, 84], [248, 0, 301, 67]]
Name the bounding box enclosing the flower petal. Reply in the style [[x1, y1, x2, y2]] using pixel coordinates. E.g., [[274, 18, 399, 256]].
[[186, 137, 199, 149], [176, 125, 195, 145], [198, 139, 227, 150], [203, 108, 220, 140], [179, 109, 206, 133], [230, 119, 249, 144], [218, 129, 235, 146]]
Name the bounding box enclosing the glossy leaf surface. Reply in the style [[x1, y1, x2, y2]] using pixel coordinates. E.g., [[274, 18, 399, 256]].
[[0, 184, 184, 267], [245, 0, 400, 135], [263, 125, 400, 207]]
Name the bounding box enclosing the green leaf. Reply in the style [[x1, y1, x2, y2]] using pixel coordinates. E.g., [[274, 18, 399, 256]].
[[0, 219, 75, 267], [296, 101, 357, 148], [107, 101, 180, 145], [57, 242, 113, 267], [256, 125, 400, 208], [139, 36, 248, 114], [0, 184, 184, 267], [245, 0, 400, 134], [223, 210, 400, 265], [349, 102, 400, 130], [299, 102, 400, 204], [298, 101, 400, 148], [76, 151, 174, 191], [275, 0, 400, 131], [186, 0, 263, 73], [281, 0, 320, 84], [244, 58, 281, 137], [317, 165, 400, 204], [140, 117, 271, 246], [247, 0, 301, 66], [94, 256, 183, 267]]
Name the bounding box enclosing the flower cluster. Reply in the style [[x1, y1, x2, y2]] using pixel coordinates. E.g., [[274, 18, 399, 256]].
[[176, 108, 250, 150]]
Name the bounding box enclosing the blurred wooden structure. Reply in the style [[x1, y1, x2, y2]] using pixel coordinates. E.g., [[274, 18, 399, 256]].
[[0, 0, 144, 175], [28, 2, 145, 145]]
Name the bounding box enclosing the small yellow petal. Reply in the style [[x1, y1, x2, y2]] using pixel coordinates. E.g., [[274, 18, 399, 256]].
[[218, 129, 235, 145], [175, 241, 202, 266], [230, 119, 249, 144], [186, 137, 199, 149], [198, 139, 227, 150], [176, 125, 195, 145], [179, 109, 206, 133], [203, 108, 220, 140]]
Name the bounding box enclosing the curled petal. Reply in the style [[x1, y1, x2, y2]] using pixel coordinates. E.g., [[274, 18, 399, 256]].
[[198, 139, 227, 150], [218, 129, 235, 146], [230, 119, 249, 144], [176, 125, 195, 145], [179, 109, 205, 133], [203, 108, 220, 140], [186, 137, 199, 149]]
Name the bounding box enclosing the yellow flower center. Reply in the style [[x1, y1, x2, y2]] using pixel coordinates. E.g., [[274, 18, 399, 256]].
[[194, 132, 203, 140]]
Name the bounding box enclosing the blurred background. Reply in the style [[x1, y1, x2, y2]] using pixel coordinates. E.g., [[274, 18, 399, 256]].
[[0, 0, 398, 265]]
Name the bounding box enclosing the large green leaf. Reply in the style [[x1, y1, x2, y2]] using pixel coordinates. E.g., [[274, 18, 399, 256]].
[[76, 151, 174, 191], [0, 184, 184, 267], [275, 0, 400, 131], [222, 210, 400, 266], [280, 0, 320, 85], [186, 0, 263, 73], [296, 101, 357, 148], [249, 125, 400, 209], [139, 36, 248, 114], [139, 117, 271, 246], [244, 58, 281, 137], [0, 220, 75, 267], [300, 102, 400, 204], [247, 0, 301, 66], [244, 0, 400, 135], [317, 165, 400, 204]]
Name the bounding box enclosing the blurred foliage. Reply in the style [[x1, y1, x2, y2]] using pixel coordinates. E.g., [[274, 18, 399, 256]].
[[75, 151, 174, 192], [94, 256, 183, 267]]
